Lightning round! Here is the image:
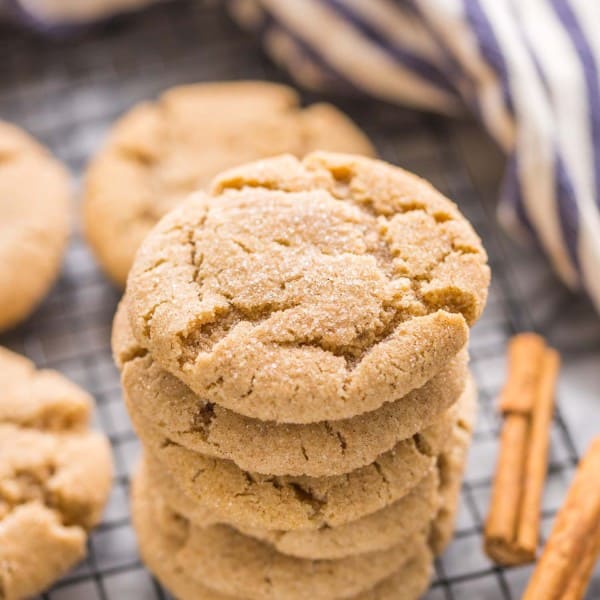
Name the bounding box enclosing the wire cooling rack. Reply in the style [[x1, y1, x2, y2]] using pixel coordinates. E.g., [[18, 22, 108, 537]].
[[1, 2, 600, 599]]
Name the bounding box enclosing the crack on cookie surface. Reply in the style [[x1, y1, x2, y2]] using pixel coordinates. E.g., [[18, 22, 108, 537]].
[[159, 171, 483, 369], [166, 238, 418, 373], [414, 433, 437, 457], [289, 482, 326, 517], [191, 402, 215, 434], [0, 466, 55, 517], [127, 154, 487, 422]]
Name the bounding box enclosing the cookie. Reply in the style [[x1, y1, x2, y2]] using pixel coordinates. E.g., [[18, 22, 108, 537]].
[[84, 81, 375, 286], [0, 347, 90, 430], [142, 376, 475, 562], [115, 296, 468, 477], [131, 465, 433, 600], [429, 387, 476, 555], [136, 405, 451, 533], [134, 380, 475, 532], [126, 152, 488, 423], [145, 456, 440, 560], [0, 121, 70, 332], [0, 347, 113, 600], [152, 481, 425, 600]]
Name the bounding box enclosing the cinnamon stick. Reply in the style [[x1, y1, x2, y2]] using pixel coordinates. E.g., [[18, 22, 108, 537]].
[[518, 348, 560, 553], [523, 437, 600, 600], [484, 333, 559, 565], [499, 333, 547, 414], [561, 519, 600, 600]]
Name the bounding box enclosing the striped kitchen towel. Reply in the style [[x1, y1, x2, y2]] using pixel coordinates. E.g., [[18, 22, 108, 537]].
[[228, 0, 600, 313], [3, 0, 158, 30], [7, 0, 600, 312]]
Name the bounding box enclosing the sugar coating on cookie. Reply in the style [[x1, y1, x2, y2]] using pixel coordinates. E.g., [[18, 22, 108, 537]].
[[127, 152, 488, 423], [144, 379, 475, 561], [0, 121, 70, 333], [131, 462, 434, 600], [115, 293, 469, 477], [145, 453, 440, 560], [154, 496, 425, 600], [0, 348, 113, 600], [84, 81, 375, 286], [137, 375, 476, 536], [134, 382, 476, 533]]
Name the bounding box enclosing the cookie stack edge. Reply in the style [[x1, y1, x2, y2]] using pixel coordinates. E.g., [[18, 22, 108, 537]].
[[117, 151, 490, 600]]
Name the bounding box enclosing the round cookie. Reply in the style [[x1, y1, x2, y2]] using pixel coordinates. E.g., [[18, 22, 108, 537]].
[[156, 498, 424, 600], [0, 121, 70, 332], [134, 384, 475, 532], [131, 466, 434, 600], [0, 347, 113, 599], [142, 379, 475, 561], [115, 297, 468, 477], [84, 81, 375, 286], [126, 152, 488, 423], [136, 405, 453, 532], [145, 457, 440, 560]]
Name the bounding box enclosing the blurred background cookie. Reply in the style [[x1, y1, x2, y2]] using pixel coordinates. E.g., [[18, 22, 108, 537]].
[[83, 81, 375, 286], [0, 347, 113, 600], [0, 122, 70, 333]]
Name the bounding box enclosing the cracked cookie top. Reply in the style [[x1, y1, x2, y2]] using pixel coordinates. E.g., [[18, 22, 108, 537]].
[[115, 294, 468, 477], [138, 461, 427, 600], [0, 347, 113, 600], [126, 152, 489, 423], [135, 378, 476, 532], [145, 453, 441, 561], [132, 463, 433, 600], [84, 81, 375, 286], [0, 121, 70, 333]]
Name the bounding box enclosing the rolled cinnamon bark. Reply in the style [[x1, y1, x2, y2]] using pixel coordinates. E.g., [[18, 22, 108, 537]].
[[484, 333, 559, 565], [523, 437, 600, 600]]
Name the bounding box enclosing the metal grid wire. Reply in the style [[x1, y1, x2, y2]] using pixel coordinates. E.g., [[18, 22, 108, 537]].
[[1, 2, 600, 599]]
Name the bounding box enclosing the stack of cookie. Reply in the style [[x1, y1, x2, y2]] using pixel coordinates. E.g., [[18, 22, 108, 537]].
[[113, 152, 490, 600]]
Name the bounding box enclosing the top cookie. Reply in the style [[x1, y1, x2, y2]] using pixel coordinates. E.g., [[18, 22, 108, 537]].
[[126, 152, 489, 423], [83, 81, 375, 286], [0, 121, 70, 333]]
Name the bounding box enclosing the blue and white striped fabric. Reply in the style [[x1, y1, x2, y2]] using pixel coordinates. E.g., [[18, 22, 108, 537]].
[[228, 0, 600, 313], [7, 0, 600, 312]]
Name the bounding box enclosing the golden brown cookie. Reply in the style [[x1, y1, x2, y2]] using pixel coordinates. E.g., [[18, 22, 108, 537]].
[[84, 81, 375, 286], [115, 296, 468, 477], [141, 376, 475, 562], [134, 379, 475, 533], [136, 405, 451, 533], [126, 152, 488, 423], [131, 464, 434, 600], [154, 493, 424, 600], [145, 456, 440, 560], [0, 347, 113, 600], [0, 121, 70, 333]]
